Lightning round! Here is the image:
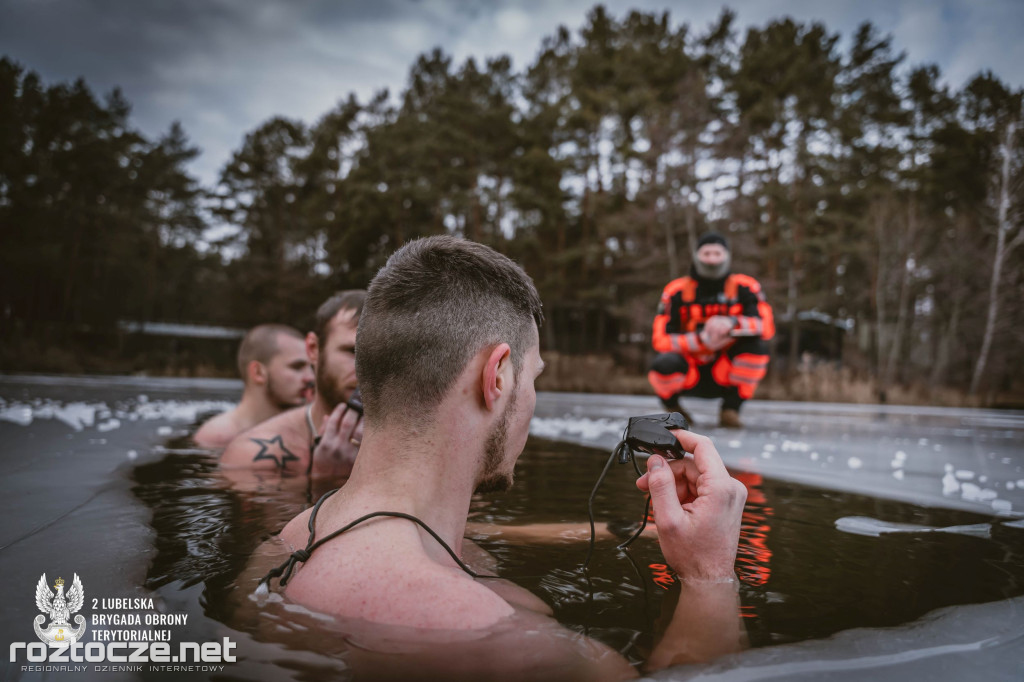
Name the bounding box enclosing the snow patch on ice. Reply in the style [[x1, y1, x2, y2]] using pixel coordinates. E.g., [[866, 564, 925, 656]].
[[835, 516, 991, 538], [96, 418, 121, 432], [847, 457, 863, 469], [133, 399, 233, 422], [955, 470, 975, 481], [0, 397, 233, 433], [781, 440, 809, 452], [942, 472, 960, 495], [959, 483, 998, 502], [0, 405, 33, 426], [893, 469, 905, 480], [50, 403, 101, 431], [529, 416, 622, 442]]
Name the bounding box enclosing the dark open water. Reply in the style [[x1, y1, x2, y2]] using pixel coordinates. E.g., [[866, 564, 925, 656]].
[[131, 436, 1024, 678]]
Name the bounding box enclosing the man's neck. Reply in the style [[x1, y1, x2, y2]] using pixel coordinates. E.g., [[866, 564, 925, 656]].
[[331, 409, 486, 562], [307, 396, 332, 437]]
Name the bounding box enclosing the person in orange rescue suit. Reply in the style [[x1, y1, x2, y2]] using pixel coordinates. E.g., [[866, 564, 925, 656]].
[[649, 231, 774, 429]]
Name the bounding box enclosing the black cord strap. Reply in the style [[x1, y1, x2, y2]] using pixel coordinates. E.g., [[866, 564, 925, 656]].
[[305, 403, 318, 476], [260, 489, 487, 589], [582, 434, 656, 570], [582, 439, 626, 571]]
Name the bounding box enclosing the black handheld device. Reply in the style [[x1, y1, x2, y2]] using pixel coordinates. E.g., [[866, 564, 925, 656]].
[[621, 412, 689, 462], [582, 411, 691, 570], [346, 388, 363, 415]]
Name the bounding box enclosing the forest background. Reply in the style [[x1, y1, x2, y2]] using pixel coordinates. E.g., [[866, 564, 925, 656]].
[[2, 6, 1022, 406]]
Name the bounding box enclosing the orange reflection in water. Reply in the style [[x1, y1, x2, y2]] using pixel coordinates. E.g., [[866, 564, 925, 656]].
[[734, 471, 773, 589]]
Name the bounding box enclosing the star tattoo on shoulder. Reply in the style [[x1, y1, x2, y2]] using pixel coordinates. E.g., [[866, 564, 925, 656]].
[[250, 435, 300, 470]]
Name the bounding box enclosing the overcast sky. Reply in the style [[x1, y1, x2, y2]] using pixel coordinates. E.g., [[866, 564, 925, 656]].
[[3, 0, 1022, 186]]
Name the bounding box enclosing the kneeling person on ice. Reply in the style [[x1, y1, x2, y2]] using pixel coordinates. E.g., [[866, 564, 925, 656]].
[[648, 231, 774, 429]]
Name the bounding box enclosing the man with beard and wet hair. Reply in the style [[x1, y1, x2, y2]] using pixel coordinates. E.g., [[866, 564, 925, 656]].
[[649, 232, 774, 429], [255, 236, 748, 679], [194, 324, 314, 449], [220, 290, 365, 479]]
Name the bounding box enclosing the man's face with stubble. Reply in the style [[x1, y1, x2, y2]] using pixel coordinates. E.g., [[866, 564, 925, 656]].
[[312, 309, 359, 410]]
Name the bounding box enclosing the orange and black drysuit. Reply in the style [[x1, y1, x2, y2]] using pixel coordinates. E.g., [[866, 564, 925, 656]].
[[648, 270, 774, 410]]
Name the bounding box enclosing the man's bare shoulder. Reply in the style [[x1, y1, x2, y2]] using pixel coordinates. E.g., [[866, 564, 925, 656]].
[[287, 555, 517, 630], [219, 407, 309, 470], [193, 409, 239, 450]]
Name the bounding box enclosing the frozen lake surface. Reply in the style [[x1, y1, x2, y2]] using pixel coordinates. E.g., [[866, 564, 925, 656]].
[[530, 392, 1024, 519]]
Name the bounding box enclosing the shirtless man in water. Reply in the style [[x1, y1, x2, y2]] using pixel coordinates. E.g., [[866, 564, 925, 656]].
[[257, 237, 748, 679], [220, 291, 365, 479], [194, 324, 313, 449]]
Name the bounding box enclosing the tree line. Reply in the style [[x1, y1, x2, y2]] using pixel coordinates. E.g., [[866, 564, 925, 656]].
[[1, 6, 1021, 399]]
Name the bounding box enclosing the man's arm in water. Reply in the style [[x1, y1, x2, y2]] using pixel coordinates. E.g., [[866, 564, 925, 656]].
[[636, 431, 748, 669]]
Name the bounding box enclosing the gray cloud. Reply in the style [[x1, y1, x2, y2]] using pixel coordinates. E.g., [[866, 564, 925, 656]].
[[2, 0, 1021, 186]]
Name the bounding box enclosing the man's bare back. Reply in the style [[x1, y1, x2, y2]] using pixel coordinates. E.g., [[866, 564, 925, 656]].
[[245, 494, 634, 682], [193, 410, 246, 450], [274, 491, 550, 630]]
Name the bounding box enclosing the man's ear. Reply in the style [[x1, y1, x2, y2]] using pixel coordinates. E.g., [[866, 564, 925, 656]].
[[248, 361, 268, 386], [306, 332, 319, 367], [481, 343, 512, 411]]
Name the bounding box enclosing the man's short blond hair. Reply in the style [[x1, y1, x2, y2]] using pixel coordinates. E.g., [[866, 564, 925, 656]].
[[237, 324, 304, 381]]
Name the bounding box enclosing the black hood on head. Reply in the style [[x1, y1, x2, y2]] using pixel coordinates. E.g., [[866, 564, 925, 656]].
[[696, 232, 729, 251]]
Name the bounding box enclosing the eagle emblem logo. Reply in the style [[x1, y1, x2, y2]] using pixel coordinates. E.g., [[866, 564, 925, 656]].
[[34, 574, 86, 644]]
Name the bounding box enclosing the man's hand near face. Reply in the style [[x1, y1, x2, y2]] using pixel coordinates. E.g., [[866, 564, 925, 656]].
[[311, 403, 363, 478]]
